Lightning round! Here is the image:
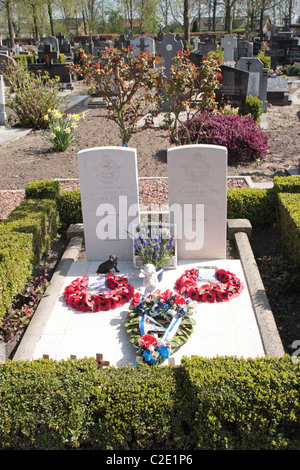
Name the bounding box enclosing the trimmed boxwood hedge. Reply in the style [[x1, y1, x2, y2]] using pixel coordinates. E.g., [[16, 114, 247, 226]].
[[227, 187, 276, 225], [0, 356, 298, 450], [57, 189, 82, 227], [277, 192, 300, 265], [0, 227, 34, 319], [0, 198, 59, 320], [25, 179, 61, 201]]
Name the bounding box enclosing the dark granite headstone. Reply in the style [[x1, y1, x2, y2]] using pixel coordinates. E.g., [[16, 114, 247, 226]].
[[217, 64, 249, 112], [267, 76, 292, 105]]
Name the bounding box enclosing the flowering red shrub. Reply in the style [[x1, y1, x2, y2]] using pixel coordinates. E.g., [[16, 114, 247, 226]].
[[172, 112, 269, 165]]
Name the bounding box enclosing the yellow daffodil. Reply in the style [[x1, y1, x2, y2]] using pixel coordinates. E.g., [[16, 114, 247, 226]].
[[44, 114, 49, 120], [72, 122, 77, 128], [53, 110, 58, 116], [66, 128, 71, 133], [56, 126, 60, 131], [82, 113, 86, 118], [51, 133, 55, 138]]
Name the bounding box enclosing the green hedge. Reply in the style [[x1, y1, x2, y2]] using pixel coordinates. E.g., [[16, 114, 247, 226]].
[[227, 187, 276, 225], [57, 189, 82, 228], [277, 193, 300, 265], [13, 54, 36, 66], [0, 198, 59, 320], [273, 175, 300, 193], [0, 356, 298, 450], [3, 199, 58, 264], [0, 227, 34, 319], [25, 179, 61, 201]]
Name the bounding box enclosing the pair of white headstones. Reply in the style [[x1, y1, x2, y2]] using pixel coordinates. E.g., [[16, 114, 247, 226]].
[[77, 144, 227, 262]]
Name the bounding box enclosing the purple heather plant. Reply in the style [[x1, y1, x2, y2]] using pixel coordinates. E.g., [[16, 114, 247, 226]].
[[171, 112, 269, 165]]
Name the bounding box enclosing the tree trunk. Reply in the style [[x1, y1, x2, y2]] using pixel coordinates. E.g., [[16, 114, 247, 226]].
[[212, 0, 217, 31], [6, 0, 15, 48], [184, 0, 190, 44], [47, 2, 55, 36]]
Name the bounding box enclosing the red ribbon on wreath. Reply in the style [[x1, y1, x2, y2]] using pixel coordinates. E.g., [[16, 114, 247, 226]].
[[174, 268, 243, 303], [63, 273, 135, 312]]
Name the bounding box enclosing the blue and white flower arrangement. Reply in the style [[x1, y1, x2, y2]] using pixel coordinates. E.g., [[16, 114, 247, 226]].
[[133, 225, 176, 268]]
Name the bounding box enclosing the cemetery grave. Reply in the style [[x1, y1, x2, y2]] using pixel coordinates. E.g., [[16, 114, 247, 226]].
[[0, 30, 299, 364], [11, 143, 284, 365]]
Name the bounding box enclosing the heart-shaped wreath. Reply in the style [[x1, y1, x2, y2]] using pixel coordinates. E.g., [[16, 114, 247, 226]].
[[174, 268, 243, 303], [63, 273, 135, 312], [125, 289, 195, 365]]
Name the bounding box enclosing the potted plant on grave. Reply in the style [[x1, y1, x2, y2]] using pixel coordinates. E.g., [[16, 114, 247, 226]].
[[133, 224, 177, 275]]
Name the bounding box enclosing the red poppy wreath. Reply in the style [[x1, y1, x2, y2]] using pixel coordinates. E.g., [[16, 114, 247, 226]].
[[63, 273, 135, 312], [174, 268, 243, 303]]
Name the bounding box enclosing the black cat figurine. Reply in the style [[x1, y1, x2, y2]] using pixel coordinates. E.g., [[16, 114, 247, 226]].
[[97, 255, 120, 274]]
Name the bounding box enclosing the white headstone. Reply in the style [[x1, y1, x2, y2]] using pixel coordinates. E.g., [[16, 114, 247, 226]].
[[0, 75, 7, 126], [167, 145, 227, 259], [77, 147, 140, 261]]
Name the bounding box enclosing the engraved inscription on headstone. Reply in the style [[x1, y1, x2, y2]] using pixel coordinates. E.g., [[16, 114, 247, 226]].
[[77, 147, 140, 261], [168, 144, 227, 259]]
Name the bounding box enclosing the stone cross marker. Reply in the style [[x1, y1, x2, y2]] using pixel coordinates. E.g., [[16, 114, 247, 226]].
[[156, 32, 183, 76], [221, 34, 237, 63], [131, 36, 155, 55], [38, 37, 59, 65], [77, 147, 140, 261], [0, 75, 7, 126], [167, 144, 227, 259], [236, 57, 268, 112]]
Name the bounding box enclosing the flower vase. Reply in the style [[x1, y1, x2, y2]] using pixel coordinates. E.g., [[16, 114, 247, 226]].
[[156, 267, 164, 282]]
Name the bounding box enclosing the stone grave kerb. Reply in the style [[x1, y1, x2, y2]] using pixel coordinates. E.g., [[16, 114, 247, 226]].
[[77, 146, 140, 262]]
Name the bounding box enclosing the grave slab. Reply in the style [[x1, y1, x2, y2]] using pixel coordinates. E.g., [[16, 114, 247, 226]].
[[14, 259, 265, 365]]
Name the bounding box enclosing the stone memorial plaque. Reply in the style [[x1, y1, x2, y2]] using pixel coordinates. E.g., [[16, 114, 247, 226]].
[[167, 145, 227, 260], [77, 147, 140, 261]]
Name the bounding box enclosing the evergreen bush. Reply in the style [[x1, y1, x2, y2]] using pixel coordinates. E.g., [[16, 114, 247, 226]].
[[244, 94, 263, 123]]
